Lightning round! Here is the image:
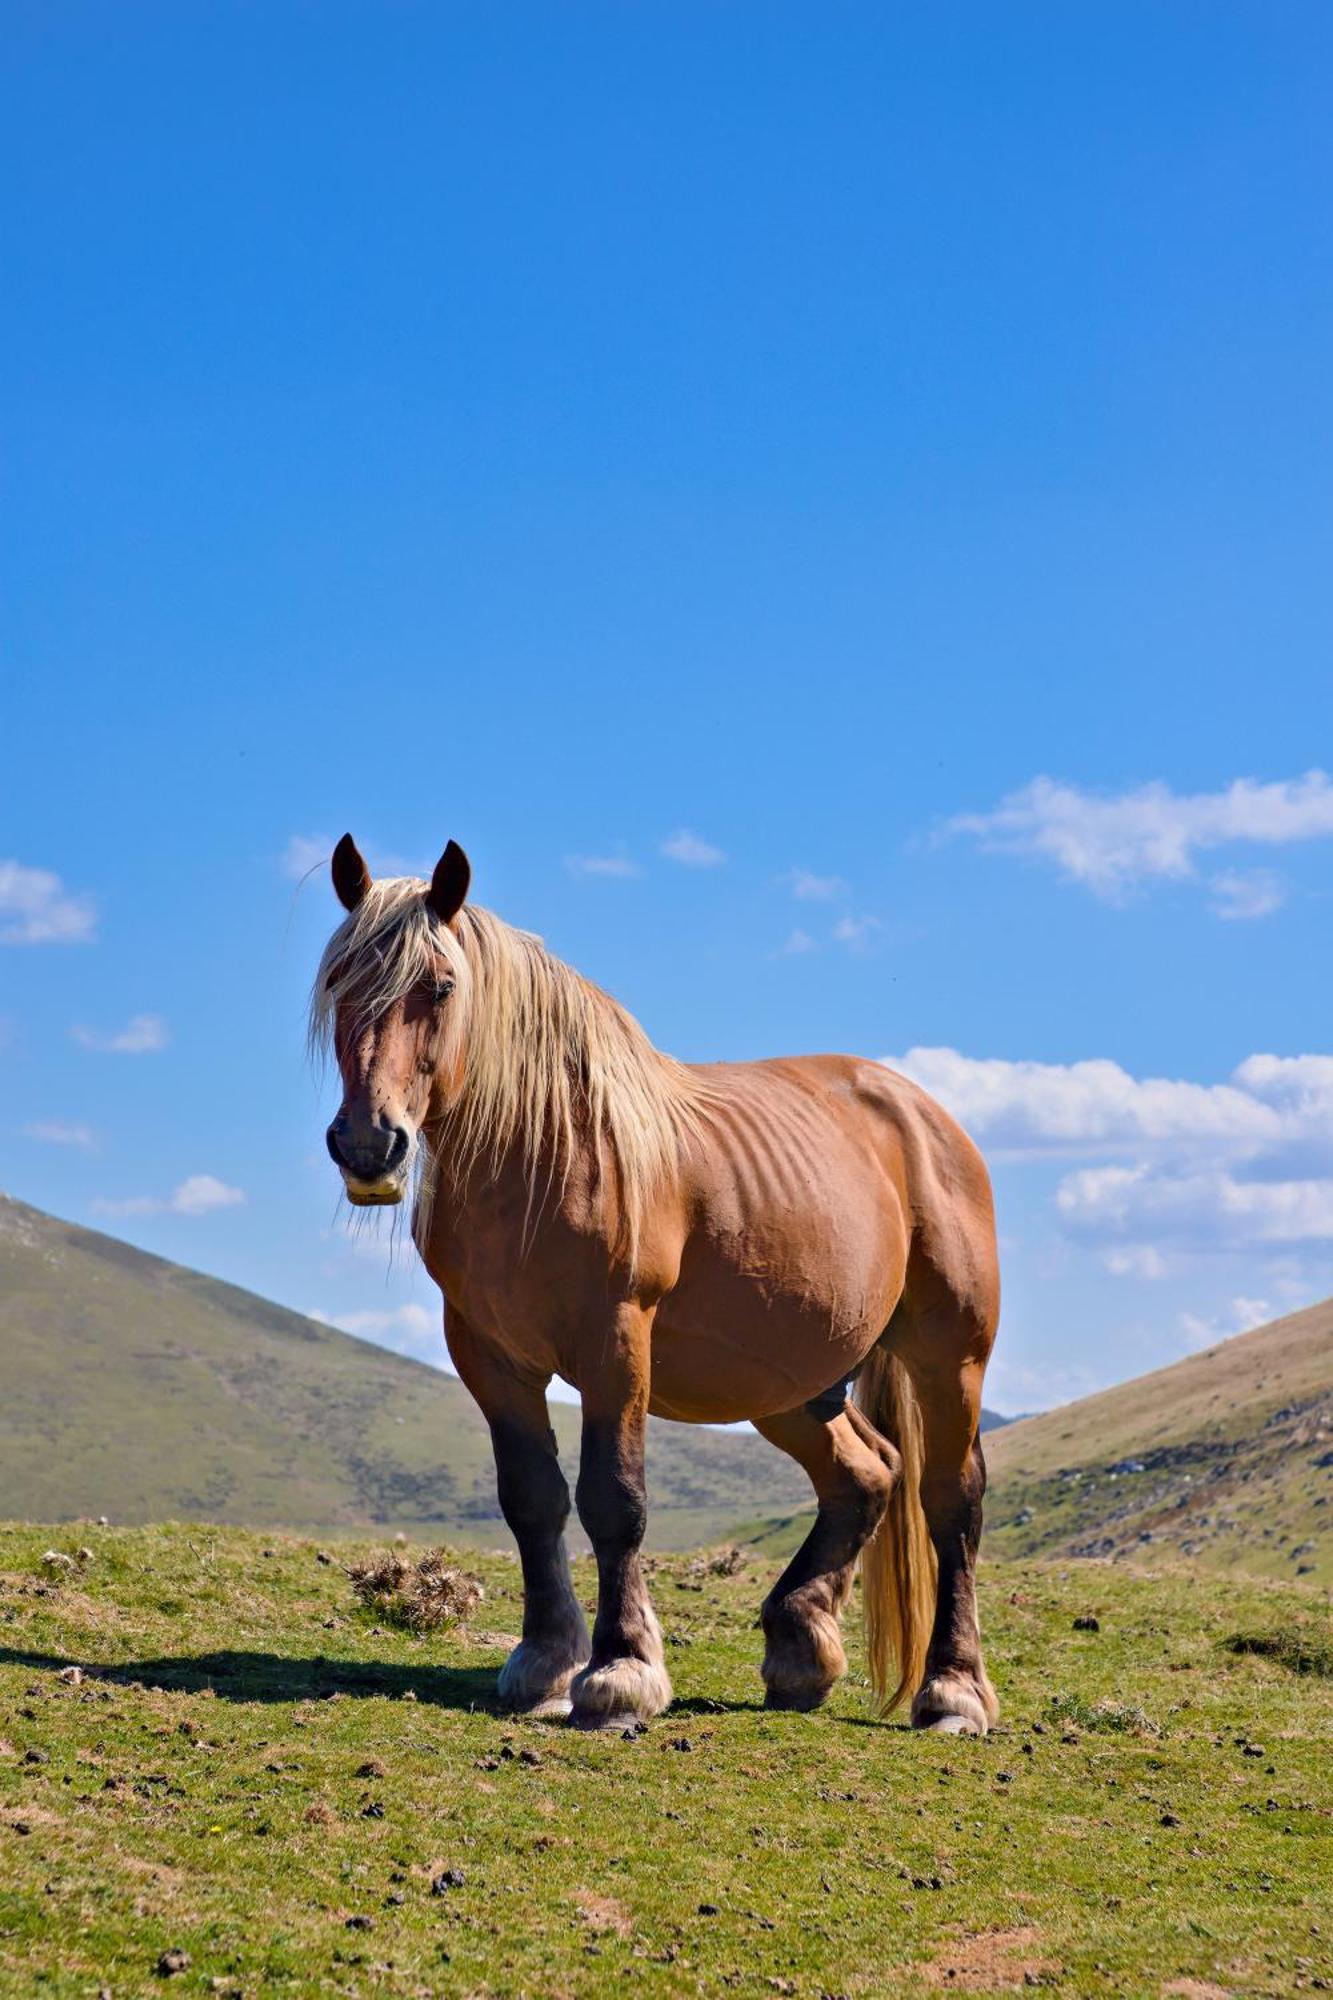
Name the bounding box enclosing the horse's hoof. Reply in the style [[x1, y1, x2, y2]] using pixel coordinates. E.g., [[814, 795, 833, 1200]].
[[496, 1641, 586, 1716], [762, 1682, 832, 1713], [910, 1672, 996, 1736], [569, 1656, 672, 1728], [524, 1695, 574, 1720]]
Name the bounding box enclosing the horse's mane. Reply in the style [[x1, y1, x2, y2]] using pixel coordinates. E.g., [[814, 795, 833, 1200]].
[[308, 878, 700, 1257]]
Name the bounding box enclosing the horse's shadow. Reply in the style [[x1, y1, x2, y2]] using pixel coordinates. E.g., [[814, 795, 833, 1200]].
[[0, 1648, 867, 1723], [0, 1644, 501, 1712]]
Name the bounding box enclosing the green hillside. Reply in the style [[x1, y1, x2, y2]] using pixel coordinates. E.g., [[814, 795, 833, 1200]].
[[0, 1194, 808, 1547], [984, 1296, 1333, 1585]]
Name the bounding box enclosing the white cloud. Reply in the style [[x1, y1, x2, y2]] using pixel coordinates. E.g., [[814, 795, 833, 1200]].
[[1179, 1296, 1273, 1351], [1208, 869, 1286, 921], [565, 852, 640, 879], [310, 1301, 442, 1366], [832, 914, 881, 951], [0, 860, 96, 945], [772, 928, 817, 957], [1056, 1163, 1333, 1248], [946, 770, 1333, 906], [889, 1041, 1333, 1287], [24, 1120, 95, 1150], [282, 833, 334, 880], [886, 1047, 1283, 1157], [660, 830, 725, 868], [92, 1174, 245, 1219], [171, 1175, 245, 1216], [72, 1014, 168, 1055], [1102, 1244, 1168, 1280], [786, 868, 848, 902]]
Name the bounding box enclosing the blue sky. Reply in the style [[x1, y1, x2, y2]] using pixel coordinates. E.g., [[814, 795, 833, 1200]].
[[5, 3, 1333, 1412]]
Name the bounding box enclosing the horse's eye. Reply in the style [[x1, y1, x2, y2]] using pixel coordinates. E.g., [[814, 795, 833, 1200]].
[[432, 979, 455, 1005]]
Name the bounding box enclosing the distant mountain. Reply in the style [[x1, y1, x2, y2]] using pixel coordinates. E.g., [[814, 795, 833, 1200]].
[[984, 1299, 1332, 1585], [0, 1193, 809, 1548]]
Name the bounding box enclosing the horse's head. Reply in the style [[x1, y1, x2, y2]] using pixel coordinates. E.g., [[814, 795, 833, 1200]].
[[317, 833, 471, 1206]]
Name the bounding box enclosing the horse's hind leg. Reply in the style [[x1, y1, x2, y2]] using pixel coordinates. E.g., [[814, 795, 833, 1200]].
[[889, 1288, 999, 1734], [753, 1394, 900, 1711]]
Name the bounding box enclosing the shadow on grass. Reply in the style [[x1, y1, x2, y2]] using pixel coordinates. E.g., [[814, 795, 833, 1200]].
[[0, 1648, 901, 1725], [0, 1644, 502, 1711]]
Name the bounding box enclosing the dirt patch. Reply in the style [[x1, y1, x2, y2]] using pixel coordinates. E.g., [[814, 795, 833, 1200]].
[[573, 1890, 633, 1939], [1161, 1982, 1234, 1998], [924, 1925, 1061, 1991]]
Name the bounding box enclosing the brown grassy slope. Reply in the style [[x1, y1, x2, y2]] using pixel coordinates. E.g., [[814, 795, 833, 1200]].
[[984, 1297, 1333, 1584], [0, 1193, 808, 1545]]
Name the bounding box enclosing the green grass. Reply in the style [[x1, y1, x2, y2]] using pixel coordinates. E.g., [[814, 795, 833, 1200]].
[[2, 1525, 1330, 1996]]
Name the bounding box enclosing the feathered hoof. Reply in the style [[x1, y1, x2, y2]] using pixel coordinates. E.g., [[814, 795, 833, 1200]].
[[910, 1672, 997, 1736], [497, 1642, 587, 1716], [569, 1656, 673, 1729], [762, 1680, 833, 1713]]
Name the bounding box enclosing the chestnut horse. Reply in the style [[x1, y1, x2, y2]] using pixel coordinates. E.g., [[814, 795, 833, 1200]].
[[314, 836, 1000, 1734]]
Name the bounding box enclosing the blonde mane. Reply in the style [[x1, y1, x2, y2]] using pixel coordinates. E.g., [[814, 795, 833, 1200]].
[[309, 878, 701, 1259]]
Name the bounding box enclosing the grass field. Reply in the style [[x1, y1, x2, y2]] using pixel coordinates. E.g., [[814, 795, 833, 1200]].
[[1, 1524, 1329, 1996]]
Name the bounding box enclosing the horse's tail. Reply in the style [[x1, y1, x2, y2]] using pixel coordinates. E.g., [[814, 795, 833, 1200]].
[[853, 1344, 935, 1714]]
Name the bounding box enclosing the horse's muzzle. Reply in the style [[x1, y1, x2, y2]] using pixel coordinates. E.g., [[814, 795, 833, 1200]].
[[326, 1113, 411, 1203]]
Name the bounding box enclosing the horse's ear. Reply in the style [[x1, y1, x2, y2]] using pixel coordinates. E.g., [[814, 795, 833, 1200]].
[[426, 840, 471, 924], [331, 833, 372, 912]]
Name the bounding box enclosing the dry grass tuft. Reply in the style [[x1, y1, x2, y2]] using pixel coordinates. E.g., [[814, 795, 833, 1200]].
[[345, 1547, 484, 1632]]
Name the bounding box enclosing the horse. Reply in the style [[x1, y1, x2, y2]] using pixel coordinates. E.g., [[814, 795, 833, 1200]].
[[312, 834, 1001, 1735]]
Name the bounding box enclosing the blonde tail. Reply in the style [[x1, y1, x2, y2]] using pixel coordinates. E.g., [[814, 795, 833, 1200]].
[[854, 1346, 936, 1714]]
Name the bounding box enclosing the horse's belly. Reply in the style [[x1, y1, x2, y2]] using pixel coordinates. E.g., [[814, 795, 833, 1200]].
[[649, 1218, 905, 1424]]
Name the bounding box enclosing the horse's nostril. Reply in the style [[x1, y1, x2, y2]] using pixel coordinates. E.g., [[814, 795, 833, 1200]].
[[327, 1117, 409, 1179]]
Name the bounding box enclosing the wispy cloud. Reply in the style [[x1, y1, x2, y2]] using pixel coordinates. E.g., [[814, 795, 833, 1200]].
[[1209, 868, 1286, 921], [888, 1042, 1333, 1278], [565, 851, 640, 879], [832, 914, 881, 951], [1179, 1297, 1272, 1351], [660, 830, 725, 868], [310, 1301, 442, 1366], [72, 1014, 168, 1055], [282, 833, 334, 881], [1056, 1163, 1333, 1248], [771, 928, 818, 958], [0, 860, 96, 945], [785, 867, 848, 902], [92, 1174, 245, 1219], [24, 1120, 96, 1150], [885, 1047, 1287, 1158], [945, 770, 1333, 908]]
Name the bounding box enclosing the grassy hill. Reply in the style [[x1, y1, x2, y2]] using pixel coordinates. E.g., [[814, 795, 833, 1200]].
[[984, 1297, 1333, 1586], [0, 1194, 809, 1548], [1, 1520, 1329, 1995]]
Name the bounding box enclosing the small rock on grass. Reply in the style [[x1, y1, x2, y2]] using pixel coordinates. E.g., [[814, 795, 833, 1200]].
[[156, 1948, 191, 1976]]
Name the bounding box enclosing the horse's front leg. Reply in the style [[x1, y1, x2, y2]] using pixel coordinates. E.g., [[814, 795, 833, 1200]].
[[445, 1309, 589, 1717], [570, 1302, 672, 1729]]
